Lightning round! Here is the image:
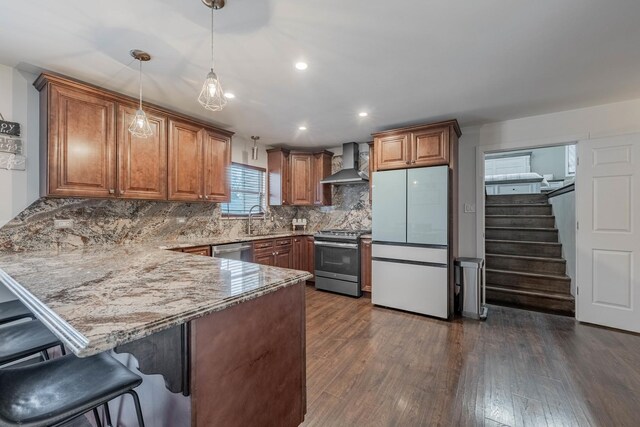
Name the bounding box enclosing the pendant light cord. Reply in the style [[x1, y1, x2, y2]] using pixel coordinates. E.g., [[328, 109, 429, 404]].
[[210, 5, 215, 71], [138, 59, 143, 110]]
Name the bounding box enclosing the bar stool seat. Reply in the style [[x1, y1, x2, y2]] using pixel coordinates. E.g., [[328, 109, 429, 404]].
[[0, 320, 63, 365], [0, 300, 33, 324], [0, 352, 144, 427]]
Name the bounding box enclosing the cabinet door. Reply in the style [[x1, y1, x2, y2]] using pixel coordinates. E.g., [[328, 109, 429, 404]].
[[275, 247, 292, 269], [117, 104, 167, 200], [292, 237, 306, 271], [360, 238, 372, 292], [48, 84, 117, 197], [254, 252, 275, 266], [411, 128, 448, 166], [168, 119, 203, 201], [313, 152, 332, 206], [203, 130, 231, 202], [267, 149, 290, 206], [290, 154, 313, 205], [375, 133, 409, 170], [305, 236, 315, 278]]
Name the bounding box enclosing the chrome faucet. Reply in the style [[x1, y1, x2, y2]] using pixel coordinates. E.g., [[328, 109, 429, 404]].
[[247, 205, 263, 235]]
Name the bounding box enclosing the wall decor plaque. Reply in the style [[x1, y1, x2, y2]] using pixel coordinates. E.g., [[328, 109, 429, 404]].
[[0, 119, 20, 137], [0, 152, 26, 170], [0, 137, 23, 155]]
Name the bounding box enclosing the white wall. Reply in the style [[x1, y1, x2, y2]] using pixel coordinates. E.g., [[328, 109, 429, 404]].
[[0, 64, 40, 302], [231, 136, 268, 169], [458, 97, 640, 258], [549, 190, 576, 295], [0, 65, 40, 228]]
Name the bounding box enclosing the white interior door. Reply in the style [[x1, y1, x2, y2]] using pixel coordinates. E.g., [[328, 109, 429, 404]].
[[577, 133, 640, 332]]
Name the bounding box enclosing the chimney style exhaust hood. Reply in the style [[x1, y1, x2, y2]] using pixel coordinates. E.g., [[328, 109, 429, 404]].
[[320, 142, 369, 185]]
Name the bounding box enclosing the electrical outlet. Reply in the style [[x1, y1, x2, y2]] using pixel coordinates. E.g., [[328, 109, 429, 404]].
[[54, 219, 74, 229], [176, 217, 187, 224], [464, 203, 476, 213]]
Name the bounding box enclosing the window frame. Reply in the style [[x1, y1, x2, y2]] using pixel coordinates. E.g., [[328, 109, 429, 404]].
[[220, 162, 267, 219]]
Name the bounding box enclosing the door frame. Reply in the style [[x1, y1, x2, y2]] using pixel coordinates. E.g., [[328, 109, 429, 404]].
[[475, 134, 584, 315]]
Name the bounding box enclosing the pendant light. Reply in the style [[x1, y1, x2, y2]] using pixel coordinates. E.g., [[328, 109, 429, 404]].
[[251, 136, 260, 161], [128, 50, 153, 138], [198, 0, 227, 111]]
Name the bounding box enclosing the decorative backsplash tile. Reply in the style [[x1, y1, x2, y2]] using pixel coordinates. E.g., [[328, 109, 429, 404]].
[[0, 152, 371, 252]]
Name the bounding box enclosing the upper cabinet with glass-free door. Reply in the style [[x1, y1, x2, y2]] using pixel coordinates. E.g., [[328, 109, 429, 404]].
[[372, 120, 460, 171]]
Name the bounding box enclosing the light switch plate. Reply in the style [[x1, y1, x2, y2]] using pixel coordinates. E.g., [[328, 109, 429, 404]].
[[54, 219, 74, 229], [464, 203, 476, 213]]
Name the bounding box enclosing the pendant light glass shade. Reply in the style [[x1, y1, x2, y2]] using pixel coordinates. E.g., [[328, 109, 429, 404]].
[[199, 2, 226, 111], [251, 136, 260, 161], [129, 50, 153, 138], [129, 108, 153, 138], [198, 70, 227, 111]]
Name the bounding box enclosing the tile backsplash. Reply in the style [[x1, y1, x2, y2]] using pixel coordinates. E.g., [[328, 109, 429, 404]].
[[0, 153, 371, 251]]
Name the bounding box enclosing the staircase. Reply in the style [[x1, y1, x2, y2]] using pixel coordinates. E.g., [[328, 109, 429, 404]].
[[485, 194, 575, 315]]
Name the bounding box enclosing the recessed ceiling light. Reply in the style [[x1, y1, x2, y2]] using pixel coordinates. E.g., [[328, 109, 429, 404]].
[[224, 92, 235, 99], [295, 62, 308, 71], [298, 126, 307, 131], [358, 112, 368, 117]]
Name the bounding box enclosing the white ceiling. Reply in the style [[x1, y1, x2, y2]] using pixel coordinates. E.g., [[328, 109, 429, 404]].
[[2, 0, 640, 148]]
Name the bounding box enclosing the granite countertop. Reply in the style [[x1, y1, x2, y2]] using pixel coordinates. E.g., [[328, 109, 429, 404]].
[[158, 230, 314, 250], [0, 245, 312, 357]]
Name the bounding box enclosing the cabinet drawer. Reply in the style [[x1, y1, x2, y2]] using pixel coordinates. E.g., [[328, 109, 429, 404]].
[[253, 240, 275, 250], [182, 245, 212, 257], [276, 238, 293, 247]]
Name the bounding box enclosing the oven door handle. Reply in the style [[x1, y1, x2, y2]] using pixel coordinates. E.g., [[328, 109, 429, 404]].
[[313, 241, 358, 249]]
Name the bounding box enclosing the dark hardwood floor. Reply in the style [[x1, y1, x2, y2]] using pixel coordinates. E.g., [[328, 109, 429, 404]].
[[302, 286, 640, 427]]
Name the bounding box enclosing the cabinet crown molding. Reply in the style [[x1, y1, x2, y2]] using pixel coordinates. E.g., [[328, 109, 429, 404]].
[[371, 119, 462, 139]]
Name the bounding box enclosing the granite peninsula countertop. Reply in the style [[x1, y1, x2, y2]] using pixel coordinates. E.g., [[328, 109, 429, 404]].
[[0, 244, 312, 357]]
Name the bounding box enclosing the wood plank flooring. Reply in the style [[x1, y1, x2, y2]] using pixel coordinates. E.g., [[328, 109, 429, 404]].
[[302, 286, 640, 427]]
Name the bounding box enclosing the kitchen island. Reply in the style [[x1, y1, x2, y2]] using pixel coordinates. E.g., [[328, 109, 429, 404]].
[[0, 245, 312, 427]]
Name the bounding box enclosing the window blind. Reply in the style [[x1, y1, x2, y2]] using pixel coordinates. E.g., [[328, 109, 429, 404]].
[[221, 163, 266, 216]]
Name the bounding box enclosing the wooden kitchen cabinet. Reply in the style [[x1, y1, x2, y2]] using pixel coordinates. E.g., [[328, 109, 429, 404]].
[[253, 238, 288, 267], [410, 127, 449, 167], [202, 130, 231, 202], [372, 120, 460, 171], [35, 73, 233, 202], [305, 236, 315, 280], [168, 120, 231, 202], [313, 151, 333, 206], [267, 148, 291, 206], [360, 237, 372, 293], [292, 237, 306, 271], [118, 104, 167, 200], [267, 148, 334, 207], [290, 153, 313, 205], [43, 83, 117, 198], [375, 133, 409, 170]]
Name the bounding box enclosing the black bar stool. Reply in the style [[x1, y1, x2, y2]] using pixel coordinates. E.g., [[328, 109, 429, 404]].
[[0, 299, 34, 325], [0, 319, 65, 366], [0, 352, 145, 427]]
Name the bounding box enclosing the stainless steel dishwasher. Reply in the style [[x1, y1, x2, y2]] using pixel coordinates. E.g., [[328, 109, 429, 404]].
[[211, 243, 253, 261]]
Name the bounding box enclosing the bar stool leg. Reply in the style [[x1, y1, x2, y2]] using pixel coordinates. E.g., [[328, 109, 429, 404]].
[[60, 344, 66, 356], [103, 401, 113, 427], [40, 350, 49, 361], [128, 390, 145, 427], [92, 408, 103, 427]]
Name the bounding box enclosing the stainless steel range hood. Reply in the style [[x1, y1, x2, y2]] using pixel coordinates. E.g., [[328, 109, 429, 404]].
[[320, 142, 369, 185]]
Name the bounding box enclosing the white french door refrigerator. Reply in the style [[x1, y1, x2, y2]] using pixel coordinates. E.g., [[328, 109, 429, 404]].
[[371, 166, 450, 319]]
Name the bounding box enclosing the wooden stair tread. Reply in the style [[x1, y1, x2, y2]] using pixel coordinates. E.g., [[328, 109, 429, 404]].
[[486, 268, 571, 281], [486, 239, 561, 246], [486, 284, 575, 301], [485, 215, 555, 218], [486, 253, 566, 263], [485, 226, 558, 231], [485, 203, 549, 207]]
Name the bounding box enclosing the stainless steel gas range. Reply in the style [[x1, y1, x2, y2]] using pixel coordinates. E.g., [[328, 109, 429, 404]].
[[314, 229, 371, 297]]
